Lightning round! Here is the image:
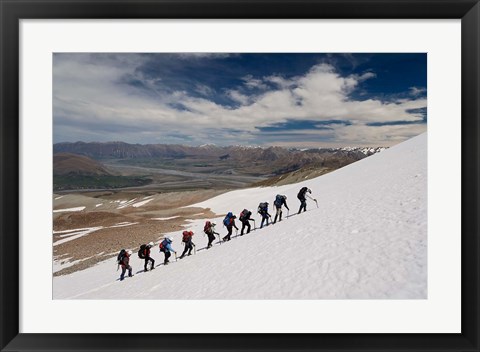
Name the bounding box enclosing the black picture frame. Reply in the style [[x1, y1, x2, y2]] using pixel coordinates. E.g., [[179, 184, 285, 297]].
[[1, 0, 478, 351]]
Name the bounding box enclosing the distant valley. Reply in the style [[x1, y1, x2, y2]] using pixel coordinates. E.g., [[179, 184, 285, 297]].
[[53, 142, 386, 192]]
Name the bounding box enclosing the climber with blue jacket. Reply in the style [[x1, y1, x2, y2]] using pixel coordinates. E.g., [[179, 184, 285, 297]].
[[159, 236, 176, 265], [222, 212, 238, 242]]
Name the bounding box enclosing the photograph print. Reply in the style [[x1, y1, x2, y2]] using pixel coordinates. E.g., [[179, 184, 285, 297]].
[[52, 53, 427, 300]]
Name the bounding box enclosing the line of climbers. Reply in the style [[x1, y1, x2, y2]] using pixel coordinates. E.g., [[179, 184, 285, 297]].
[[116, 186, 316, 281]]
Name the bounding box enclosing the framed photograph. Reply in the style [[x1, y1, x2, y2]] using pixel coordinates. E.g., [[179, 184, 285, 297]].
[[1, 0, 478, 351]]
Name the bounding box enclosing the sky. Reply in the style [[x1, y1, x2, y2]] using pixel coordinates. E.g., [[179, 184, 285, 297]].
[[53, 53, 427, 147]]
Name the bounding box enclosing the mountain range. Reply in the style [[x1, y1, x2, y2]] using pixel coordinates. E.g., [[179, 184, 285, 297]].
[[53, 142, 387, 183], [54, 141, 385, 160]]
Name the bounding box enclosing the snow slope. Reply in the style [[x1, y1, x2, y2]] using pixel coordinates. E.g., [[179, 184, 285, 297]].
[[53, 133, 427, 299]]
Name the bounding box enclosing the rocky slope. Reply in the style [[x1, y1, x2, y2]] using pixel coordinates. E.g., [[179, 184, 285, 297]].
[[53, 153, 112, 176]]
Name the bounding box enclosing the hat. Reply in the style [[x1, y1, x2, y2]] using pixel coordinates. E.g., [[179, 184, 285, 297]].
[[148, 242, 154, 247], [127, 250, 133, 255]]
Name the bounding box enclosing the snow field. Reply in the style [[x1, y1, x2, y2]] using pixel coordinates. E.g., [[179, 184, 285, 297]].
[[53, 133, 427, 299], [152, 216, 180, 221], [115, 198, 153, 209], [53, 206, 86, 213]]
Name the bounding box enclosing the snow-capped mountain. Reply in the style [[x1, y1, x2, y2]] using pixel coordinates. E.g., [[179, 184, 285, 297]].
[[339, 146, 387, 155], [53, 133, 426, 300]]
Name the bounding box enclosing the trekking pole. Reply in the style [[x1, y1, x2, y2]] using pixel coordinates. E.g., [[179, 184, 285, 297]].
[[193, 244, 196, 255], [307, 194, 319, 208], [252, 219, 256, 230], [175, 252, 178, 262]]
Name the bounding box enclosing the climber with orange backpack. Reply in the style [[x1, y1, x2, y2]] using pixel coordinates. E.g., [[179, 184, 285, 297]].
[[179, 230, 195, 259]]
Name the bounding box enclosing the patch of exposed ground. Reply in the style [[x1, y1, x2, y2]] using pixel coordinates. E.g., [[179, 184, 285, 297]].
[[54, 212, 130, 231], [53, 189, 221, 276]]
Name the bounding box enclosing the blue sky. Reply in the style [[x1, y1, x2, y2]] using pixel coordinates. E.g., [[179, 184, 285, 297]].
[[53, 53, 426, 147]]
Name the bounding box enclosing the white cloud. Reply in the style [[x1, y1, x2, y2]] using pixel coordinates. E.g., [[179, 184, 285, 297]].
[[264, 75, 294, 89], [226, 90, 250, 105], [357, 71, 376, 81], [195, 84, 215, 97], [242, 74, 269, 90], [53, 55, 427, 146], [334, 123, 427, 147], [409, 86, 427, 96]]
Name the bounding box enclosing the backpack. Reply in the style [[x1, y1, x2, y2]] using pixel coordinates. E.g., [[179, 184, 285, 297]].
[[274, 194, 284, 207], [204, 221, 212, 233], [138, 244, 146, 259], [223, 212, 233, 226], [182, 231, 193, 243], [159, 241, 166, 251], [298, 187, 308, 200], [239, 209, 249, 221], [117, 249, 126, 264], [258, 202, 268, 213]]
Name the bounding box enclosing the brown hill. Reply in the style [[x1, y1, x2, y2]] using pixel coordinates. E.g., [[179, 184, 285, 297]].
[[53, 153, 112, 176], [251, 165, 336, 187]]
